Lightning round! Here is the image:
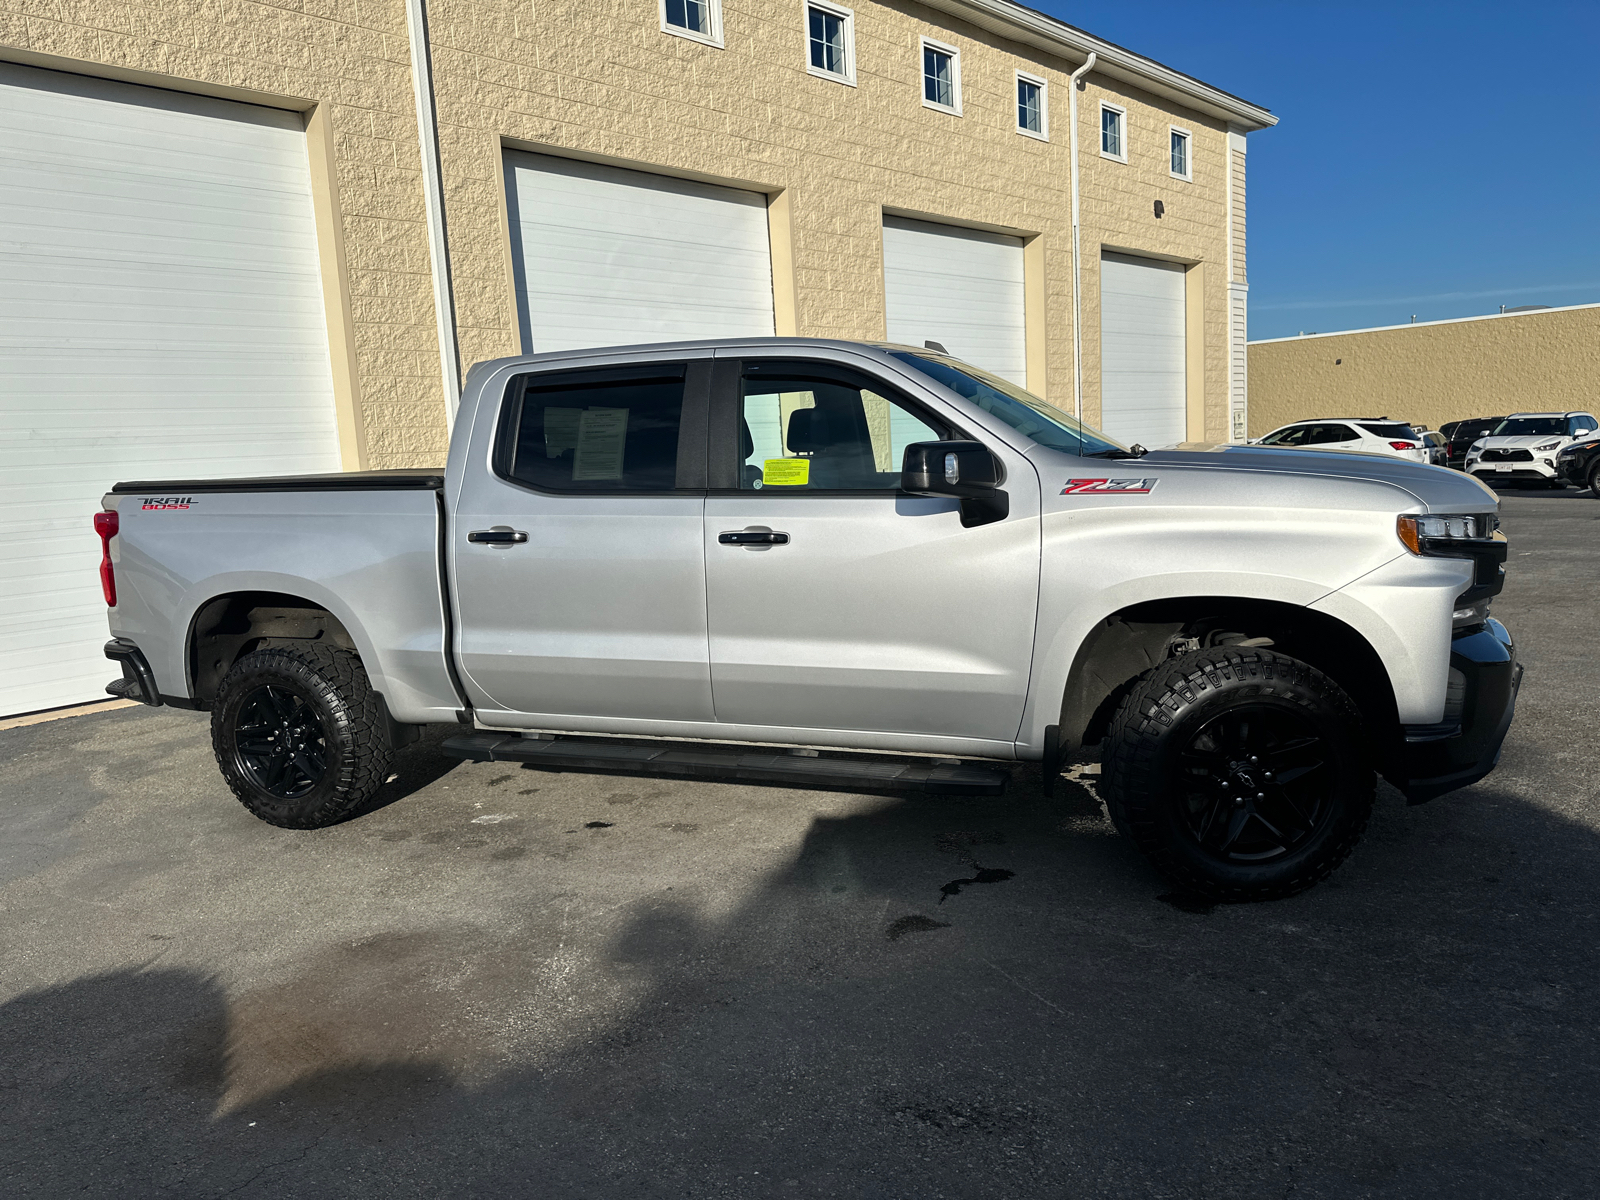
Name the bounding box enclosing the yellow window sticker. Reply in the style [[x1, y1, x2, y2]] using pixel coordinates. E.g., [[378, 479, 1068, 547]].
[[762, 457, 810, 486]]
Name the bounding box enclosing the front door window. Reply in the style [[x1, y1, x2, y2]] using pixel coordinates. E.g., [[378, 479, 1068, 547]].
[[738, 363, 942, 490]]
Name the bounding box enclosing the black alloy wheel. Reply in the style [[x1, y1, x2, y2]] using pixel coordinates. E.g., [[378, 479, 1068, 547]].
[[211, 642, 393, 828], [1175, 703, 1330, 862], [231, 683, 329, 799], [1102, 647, 1374, 900]]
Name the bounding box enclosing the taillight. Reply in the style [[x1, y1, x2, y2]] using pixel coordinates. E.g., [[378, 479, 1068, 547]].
[[94, 510, 118, 607], [1389, 441, 1417, 451]]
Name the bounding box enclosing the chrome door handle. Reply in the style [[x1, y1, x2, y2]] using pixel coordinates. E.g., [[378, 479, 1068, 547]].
[[718, 530, 789, 545], [468, 527, 528, 546]]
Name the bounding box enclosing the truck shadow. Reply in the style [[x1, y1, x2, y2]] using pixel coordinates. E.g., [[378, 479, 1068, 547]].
[[5, 744, 1598, 1197]]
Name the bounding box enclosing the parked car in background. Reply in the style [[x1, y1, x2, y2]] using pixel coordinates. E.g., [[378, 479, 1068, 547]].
[[1419, 430, 1447, 466], [1253, 418, 1427, 463], [1463, 411, 1600, 487], [1439, 417, 1505, 470], [1557, 431, 1600, 496]]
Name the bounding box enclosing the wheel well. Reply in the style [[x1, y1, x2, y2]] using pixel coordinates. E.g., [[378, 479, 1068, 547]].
[[188, 592, 358, 707], [1059, 597, 1399, 751]]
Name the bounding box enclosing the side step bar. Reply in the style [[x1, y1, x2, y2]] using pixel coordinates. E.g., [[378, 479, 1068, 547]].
[[440, 733, 1007, 796]]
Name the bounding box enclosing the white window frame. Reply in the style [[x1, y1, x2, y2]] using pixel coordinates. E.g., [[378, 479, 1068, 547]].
[[920, 37, 962, 116], [1014, 70, 1048, 141], [659, 0, 724, 48], [804, 1, 856, 86], [1169, 124, 1193, 182], [1098, 100, 1127, 163]]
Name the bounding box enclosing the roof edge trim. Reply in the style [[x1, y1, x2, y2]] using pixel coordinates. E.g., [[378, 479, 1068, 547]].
[[1250, 300, 1600, 345], [921, 0, 1276, 130]]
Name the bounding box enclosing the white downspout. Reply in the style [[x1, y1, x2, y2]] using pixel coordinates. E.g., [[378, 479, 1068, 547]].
[[404, 0, 462, 418], [1068, 51, 1097, 424]]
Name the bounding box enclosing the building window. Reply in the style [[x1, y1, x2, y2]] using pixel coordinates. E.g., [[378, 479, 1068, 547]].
[[921, 39, 961, 114], [1170, 126, 1192, 180], [806, 2, 855, 85], [1099, 102, 1126, 161], [1016, 71, 1047, 140], [661, 0, 722, 47]]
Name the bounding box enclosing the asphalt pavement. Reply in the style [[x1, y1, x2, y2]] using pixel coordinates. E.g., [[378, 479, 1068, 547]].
[[2, 488, 1597, 1198]]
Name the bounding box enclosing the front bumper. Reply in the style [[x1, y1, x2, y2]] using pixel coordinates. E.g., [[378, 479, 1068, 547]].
[[1389, 618, 1520, 804], [1557, 454, 1592, 485], [1468, 460, 1558, 482]]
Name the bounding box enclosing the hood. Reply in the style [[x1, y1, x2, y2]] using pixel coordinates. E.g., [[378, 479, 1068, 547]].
[[1032, 441, 1498, 513], [1473, 434, 1570, 450]]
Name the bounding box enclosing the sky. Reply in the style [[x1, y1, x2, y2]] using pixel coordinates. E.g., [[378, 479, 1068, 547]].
[[1031, 1, 1600, 340]]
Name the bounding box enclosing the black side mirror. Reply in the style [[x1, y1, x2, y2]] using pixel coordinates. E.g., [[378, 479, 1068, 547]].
[[901, 441, 1009, 527]]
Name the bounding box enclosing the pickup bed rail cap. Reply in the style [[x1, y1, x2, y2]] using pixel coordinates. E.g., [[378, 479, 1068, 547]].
[[110, 469, 445, 494]]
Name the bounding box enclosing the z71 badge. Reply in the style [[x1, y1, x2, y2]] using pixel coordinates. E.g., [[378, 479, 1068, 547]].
[[1060, 478, 1158, 495]]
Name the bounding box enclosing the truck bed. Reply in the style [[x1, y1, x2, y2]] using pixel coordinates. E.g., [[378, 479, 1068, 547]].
[[105, 471, 461, 723]]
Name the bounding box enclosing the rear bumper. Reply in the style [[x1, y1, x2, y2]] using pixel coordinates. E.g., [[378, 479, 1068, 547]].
[[1388, 619, 1520, 804], [104, 639, 163, 707]]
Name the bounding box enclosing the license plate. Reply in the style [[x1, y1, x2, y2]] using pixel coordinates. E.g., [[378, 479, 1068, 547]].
[[1495, 464, 1513, 472]]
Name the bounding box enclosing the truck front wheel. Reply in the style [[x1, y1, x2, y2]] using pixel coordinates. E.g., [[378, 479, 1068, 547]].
[[211, 643, 393, 829], [1102, 648, 1374, 901]]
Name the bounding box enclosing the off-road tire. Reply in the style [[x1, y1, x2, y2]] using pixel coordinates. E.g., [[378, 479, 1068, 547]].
[[1102, 648, 1374, 901], [211, 643, 392, 829]]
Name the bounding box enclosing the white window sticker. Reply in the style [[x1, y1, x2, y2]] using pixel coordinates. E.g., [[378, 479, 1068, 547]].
[[572, 408, 629, 481], [544, 407, 581, 458]]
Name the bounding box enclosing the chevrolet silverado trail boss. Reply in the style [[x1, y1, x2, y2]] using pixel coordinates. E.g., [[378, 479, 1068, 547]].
[[97, 339, 1521, 900]]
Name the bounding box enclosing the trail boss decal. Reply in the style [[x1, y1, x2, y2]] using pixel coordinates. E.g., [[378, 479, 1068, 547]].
[[140, 496, 195, 510], [1060, 478, 1158, 495]]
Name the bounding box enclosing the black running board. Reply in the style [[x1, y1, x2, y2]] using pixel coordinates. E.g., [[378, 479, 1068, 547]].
[[440, 733, 1007, 795]]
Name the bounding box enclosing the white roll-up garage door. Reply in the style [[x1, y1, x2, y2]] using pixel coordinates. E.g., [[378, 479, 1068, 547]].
[[1099, 251, 1187, 449], [0, 64, 340, 717], [503, 152, 776, 353], [882, 216, 1027, 385]]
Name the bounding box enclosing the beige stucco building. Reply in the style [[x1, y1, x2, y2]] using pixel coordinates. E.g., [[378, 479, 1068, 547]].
[[1249, 303, 1600, 434], [1, 0, 1273, 715]]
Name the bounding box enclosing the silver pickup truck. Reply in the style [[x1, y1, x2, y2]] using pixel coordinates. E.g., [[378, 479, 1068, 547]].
[[98, 338, 1520, 900]]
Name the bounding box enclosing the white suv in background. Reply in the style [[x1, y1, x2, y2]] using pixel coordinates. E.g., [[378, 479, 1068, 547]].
[[1252, 418, 1428, 463], [1464, 412, 1599, 487]]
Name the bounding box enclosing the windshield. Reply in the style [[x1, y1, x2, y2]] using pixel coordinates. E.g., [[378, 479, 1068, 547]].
[[888, 353, 1128, 456], [1492, 417, 1565, 437]]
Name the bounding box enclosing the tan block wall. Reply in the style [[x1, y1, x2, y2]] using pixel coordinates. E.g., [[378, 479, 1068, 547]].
[[429, 0, 1238, 443], [3, 0, 1243, 465], [1248, 306, 1600, 435], [0, 0, 444, 467]]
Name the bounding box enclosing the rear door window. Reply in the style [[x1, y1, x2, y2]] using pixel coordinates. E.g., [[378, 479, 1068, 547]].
[[1302, 424, 1358, 445], [499, 365, 689, 492]]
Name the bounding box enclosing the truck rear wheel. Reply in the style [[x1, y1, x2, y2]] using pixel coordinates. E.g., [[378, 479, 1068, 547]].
[[1102, 648, 1374, 901], [211, 643, 393, 829]]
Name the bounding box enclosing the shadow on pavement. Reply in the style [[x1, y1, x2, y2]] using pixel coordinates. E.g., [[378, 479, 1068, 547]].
[[3, 758, 1597, 1198]]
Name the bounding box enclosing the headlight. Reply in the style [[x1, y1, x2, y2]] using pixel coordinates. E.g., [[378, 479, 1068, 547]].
[[1559, 440, 1600, 457], [1396, 512, 1500, 554], [1534, 440, 1562, 452], [1470, 440, 1486, 450]]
